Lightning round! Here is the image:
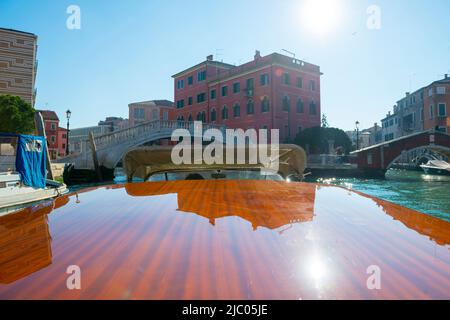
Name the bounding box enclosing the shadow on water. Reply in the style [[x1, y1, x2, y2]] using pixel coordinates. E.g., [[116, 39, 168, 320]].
[[308, 169, 450, 222]]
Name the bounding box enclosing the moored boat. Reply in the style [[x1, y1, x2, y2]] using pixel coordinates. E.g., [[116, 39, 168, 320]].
[[420, 159, 450, 176], [0, 133, 68, 216]]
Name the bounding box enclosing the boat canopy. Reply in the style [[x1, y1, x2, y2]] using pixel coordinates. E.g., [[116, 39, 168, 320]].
[[0, 133, 47, 189], [122, 144, 307, 181]]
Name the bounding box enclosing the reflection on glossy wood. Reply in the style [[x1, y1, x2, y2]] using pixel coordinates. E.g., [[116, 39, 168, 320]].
[[0, 202, 53, 284], [0, 181, 448, 300], [125, 180, 315, 229]]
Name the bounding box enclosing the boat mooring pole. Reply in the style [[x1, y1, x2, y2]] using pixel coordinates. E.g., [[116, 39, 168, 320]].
[[34, 112, 54, 180], [89, 131, 103, 182]]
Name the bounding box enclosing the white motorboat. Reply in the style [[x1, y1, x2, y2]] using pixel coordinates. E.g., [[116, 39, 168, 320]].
[[0, 172, 68, 216], [420, 159, 450, 176], [0, 133, 68, 216]]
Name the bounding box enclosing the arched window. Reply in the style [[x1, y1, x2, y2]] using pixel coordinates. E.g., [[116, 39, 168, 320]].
[[261, 96, 270, 112], [296, 98, 304, 113], [282, 95, 290, 111], [202, 111, 206, 123], [188, 114, 193, 122], [233, 103, 240, 117], [222, 106, 228, 120], [247, 99, 254, 115], [211, 108, 217, 122], [309, 100, 317, 115], [197, 112, 203, 121]]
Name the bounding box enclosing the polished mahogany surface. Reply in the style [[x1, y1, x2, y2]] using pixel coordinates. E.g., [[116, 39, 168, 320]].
[[0, 180, 449, 299]]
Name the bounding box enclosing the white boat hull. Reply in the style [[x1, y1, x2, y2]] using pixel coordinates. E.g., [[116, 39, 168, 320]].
[[0, 179, 69, 216]]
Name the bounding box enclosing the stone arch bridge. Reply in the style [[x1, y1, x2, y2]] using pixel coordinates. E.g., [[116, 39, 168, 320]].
[[351, 130, 450, 176], [57, 120, 225, 170]]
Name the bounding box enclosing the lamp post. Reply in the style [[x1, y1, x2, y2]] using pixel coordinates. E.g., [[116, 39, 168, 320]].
[[355, 121, 360, 150], [66, 109, 71, 156]]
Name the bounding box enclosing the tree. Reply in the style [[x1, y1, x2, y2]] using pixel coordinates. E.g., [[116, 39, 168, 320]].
[[321, 114, 329, 128], [0, 95, 35, 134], [294, 126, 352, 154]]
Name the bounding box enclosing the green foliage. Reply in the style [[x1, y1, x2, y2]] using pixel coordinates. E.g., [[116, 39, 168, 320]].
[[0, 95, 36, 134], [321, 114, 329, 128], [294, 126, 352, 154]]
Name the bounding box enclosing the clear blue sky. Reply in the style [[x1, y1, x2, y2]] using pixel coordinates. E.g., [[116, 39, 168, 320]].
[[1, 0, 449, 130]]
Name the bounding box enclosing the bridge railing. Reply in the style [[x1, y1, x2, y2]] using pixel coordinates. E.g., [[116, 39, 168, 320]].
[[307, 154, 358, 166], [93, 120, 226, 150]]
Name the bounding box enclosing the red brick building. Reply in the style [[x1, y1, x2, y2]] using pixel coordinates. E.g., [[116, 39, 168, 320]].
[[58, 127, 68, 158], [172, 51, 322, 142], [37, 110, 67, 159], [423, 75, 450, 133]]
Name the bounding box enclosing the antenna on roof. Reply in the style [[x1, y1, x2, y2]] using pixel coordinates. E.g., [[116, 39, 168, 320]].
[[282, 49, 296, 59], [215, 49, 224, 63]]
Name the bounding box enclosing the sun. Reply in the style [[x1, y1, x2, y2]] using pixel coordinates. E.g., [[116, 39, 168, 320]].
[[300, 0, 343, 36]]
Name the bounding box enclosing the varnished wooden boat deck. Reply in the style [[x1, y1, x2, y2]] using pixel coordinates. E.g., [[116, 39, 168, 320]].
[[0, 180, 449, 299]]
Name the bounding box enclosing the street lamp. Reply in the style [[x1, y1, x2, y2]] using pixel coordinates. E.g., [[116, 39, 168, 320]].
[[355, 121, 360, 150], [66, 109, 71, 156]]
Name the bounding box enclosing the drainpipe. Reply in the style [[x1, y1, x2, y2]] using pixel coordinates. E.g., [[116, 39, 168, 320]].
[[270, 62, 275, 135]]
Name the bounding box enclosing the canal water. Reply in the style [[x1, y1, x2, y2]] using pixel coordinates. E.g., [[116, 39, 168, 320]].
[[307, 169, 450, 222]]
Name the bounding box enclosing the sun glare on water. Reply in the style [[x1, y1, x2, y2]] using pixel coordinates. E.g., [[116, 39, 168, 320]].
[[300, 0, 344, 37]]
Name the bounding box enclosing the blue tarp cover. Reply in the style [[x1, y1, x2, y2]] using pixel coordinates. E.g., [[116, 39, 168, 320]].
[[0, 133, 47, 189]]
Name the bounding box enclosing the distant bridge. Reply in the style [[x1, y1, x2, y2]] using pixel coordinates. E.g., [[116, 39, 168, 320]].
[[57, 120, 225, 170], [351, 130, 450, 176]]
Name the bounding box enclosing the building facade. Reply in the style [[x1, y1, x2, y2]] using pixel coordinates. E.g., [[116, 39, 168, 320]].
[[395, 89, 425, 135], [172, 52, 322, 142], [381, 111, 402, 142], [423, 75, 449, 133], [128, 100, 174, 127], [0, 28, 38, 106], [380, 75, 450, 141], [98, 116, 129, 131], [58, 127, 68, 158], [37, 110, 67, 159]]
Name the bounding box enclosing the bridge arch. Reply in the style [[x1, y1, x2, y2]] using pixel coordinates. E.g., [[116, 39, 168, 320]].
[[386, 145, 450, 170], [352, 130, 450, 177]]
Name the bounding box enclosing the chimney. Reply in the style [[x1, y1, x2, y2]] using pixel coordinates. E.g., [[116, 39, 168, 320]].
[[206, 54, 213, 61], [445, 74, 448, 79], [406, 92, 410, 96], [254, 50, 261, 60]]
